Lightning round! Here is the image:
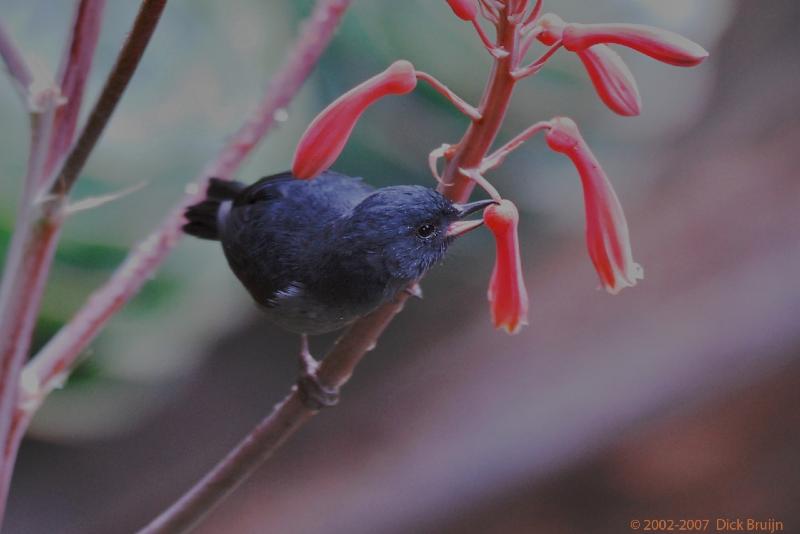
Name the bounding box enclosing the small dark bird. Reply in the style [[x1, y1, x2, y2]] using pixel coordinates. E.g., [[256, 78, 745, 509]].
[[183, 170, 491, 346]]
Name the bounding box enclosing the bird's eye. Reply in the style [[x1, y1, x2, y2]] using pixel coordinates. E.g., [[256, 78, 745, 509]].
[[416, 223, 436, 239]]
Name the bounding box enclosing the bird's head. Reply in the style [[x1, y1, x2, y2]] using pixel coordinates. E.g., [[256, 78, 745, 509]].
[[343, 185, 495, 281]]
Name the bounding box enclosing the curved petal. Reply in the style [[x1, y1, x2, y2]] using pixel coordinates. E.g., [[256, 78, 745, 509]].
[[577, 44, 641, 116], [484, 200, 529, 334], [292, 60, 417, 179], [545, 117, 643, 293], [562, 23, 708, 67]]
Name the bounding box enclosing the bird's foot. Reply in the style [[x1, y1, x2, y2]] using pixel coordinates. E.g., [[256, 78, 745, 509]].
[[296, 334, 339, 411], [298, 334, 318, 375], [403, 282, 423, 299]]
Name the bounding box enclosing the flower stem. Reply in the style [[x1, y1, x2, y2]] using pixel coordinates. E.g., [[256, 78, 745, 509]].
[[439, 9, 520, 202], [415, 71, 482, 120]]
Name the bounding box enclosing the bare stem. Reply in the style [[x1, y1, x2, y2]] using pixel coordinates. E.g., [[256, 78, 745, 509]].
[[0, 20, 33, 108], [43, 0, 106, 182], [512, 39, 562, 79], [481, 120, 551, 172], [50, 0, 166, 196], [139, 294, 405, 533], [523, 0, 543, 27], [471, 19, 508, 58], [415, 71, 482, 120], [439, 8, 520, 202]]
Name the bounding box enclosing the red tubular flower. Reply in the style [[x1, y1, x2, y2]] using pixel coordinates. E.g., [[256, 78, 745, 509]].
[[577, 44, 641, 116], [561, 23, 708, 67], [535, 12, 565, 46], [534, 14, 640, 116], [445, 0, 477, 21], [545, 117, 643, 294], [292, 60, 417, 179], [484, 200, 529, 334]]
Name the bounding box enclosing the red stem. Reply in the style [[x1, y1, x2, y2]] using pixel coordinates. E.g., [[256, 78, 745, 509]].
[[44, 0, 106, 182], [415, 71, 481, 120], [439, 12, 519, 203]]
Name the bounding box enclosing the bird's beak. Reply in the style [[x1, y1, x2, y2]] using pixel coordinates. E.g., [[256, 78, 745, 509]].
[[446, 199, 498, 238]]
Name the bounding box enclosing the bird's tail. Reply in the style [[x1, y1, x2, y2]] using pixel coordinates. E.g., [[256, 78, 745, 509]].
[[183, 178, 245, 240]]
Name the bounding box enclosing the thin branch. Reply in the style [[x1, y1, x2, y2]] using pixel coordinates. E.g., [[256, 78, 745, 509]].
[[49, 0, 166, 196], [477, 0, 499, 24], [439, 4, 519, 202], [511, 39, 562, 79], [21, 0, 354, 424], [459, 167, 502, 201], [523, 0, 543, 27], [139, 292, 407, 534], [480, 120, 551, 172], [43, 0, 106, 181], [0, 20, 33, 108], [416, 71, 482, 120], [471, 18, 509, 58]]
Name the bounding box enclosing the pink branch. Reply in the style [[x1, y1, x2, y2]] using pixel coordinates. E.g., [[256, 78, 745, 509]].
[[48, 0, 166, 196], [439, 7, 519, 202], [523, 0, 543, 27], [472, 18, 509, 58], [480, 120, 551, 171], [140, 285, 404, 533], [512, 39, 562, 79], [0, 21, 33, 107], [415, 71, 482, 120], [22, 0, 354, 421], [43, 0, 106, 181], [477, 0, 499, 24], [0, 0, 109, 497]]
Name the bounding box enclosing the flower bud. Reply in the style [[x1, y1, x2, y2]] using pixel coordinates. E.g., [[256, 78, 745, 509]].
[[561, 23, 708, 67], [535, 13, 566, 46], [484, 200, 529, 334], [577, 45, 641, 116], [445, 0, 477, 21], [292, 60, 417, 179], [545, 117, 643, 293]]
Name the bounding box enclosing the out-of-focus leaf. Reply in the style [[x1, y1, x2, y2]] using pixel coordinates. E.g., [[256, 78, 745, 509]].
[[55, 241, 129, 271], [126, 274, 184, 314], [64, 358, 104, 388]]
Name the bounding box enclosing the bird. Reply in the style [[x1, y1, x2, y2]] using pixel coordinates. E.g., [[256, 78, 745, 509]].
[[182, 170, 493, 390]]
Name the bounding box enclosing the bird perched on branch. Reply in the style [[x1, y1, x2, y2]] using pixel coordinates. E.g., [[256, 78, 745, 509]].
[[183, 170, 491, 404]]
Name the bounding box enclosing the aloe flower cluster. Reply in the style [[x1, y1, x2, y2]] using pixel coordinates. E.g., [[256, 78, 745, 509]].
[[291, 0, 707, 334]]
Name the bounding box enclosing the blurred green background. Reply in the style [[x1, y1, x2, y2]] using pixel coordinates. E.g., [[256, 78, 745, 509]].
[[1, 1, 798, 533]]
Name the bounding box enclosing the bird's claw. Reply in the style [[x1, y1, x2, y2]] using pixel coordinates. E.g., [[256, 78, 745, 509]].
[[297, 374, 340, 411], [296, 334, 339, 411], [403, 283, 423, 299]]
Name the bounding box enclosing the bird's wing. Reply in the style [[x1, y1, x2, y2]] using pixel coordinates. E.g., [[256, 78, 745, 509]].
[[232, 171, 295, 207]]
